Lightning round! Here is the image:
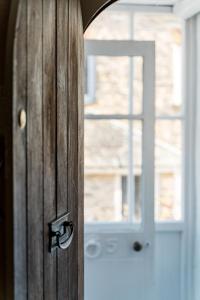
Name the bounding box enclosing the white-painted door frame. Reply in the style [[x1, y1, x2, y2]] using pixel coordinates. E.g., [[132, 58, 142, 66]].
[[85, 39, 155, 299], [182, 15, 199, 300], [85, 40, 155, 235]]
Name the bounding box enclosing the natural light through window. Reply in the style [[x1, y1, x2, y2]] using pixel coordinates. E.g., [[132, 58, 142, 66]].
[[84, 9, 183, 223]]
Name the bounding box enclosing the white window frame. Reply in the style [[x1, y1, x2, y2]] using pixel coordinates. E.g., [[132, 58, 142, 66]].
[[85, 40, 155, 234], [84, 56, 96, 105], [181, 16, 197, 300]]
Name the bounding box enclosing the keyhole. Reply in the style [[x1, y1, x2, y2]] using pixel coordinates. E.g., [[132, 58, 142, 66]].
[[133, 241, 143, 252]]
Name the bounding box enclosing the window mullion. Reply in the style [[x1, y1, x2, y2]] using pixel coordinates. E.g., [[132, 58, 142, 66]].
[[128, 11, 135, 222]]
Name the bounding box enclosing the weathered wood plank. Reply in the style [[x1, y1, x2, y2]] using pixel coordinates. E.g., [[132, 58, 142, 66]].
[[13, 1, 27, 299], [27, 0, 43, 299], [68, 0, 79, 299], [77, 2, 84, 299], [0, 136, 5, 300], [56, 0, 70, 299], [1, 1, 20, 298], [43, 1, 57, 299]]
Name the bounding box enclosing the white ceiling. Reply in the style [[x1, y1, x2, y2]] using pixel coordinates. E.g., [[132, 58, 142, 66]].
[[119, 0, 181, 5], [118, 0, 200, 19]]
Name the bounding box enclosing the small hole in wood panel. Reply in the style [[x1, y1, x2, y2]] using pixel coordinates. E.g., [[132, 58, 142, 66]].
[[18, 109, 26, 129]]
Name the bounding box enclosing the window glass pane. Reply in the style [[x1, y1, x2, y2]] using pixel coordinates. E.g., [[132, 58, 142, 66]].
[[134, 13, 183, 116], [84, 120, 143, 223], [85, 12, 183, 116], [84, 56, 143, 115], [85, 56, 129, 115], [84, 10, 130, 40], [155, 120, 182, 221], [120, 121, 143, 224], [84, 57, 96, 105], [134, 175, 142, 222], [85, 120, 129, 222], [132, 121, 143, 223], [132, 57, 143, 115]]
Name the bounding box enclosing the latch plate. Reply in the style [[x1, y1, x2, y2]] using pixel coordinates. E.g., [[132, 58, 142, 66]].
[[49, 213, 74, 253]]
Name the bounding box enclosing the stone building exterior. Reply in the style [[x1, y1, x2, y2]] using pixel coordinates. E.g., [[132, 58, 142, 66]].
[[84, 7, 183, 223]]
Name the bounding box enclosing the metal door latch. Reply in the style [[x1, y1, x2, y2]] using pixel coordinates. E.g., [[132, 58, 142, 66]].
[[49, 213, 74, 253]]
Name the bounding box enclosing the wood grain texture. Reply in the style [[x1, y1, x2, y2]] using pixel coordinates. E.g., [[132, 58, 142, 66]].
[[1, 1, 20, 299], [68, 0, 79, 298], [77, 2, 84, 299], [0, 0, 84, 299], [13, 1, 27, 299], [27, 0, 44, 299], [43, 1, 57, 299], [56, 1, 70, 299], [68, 0, 78, 300]]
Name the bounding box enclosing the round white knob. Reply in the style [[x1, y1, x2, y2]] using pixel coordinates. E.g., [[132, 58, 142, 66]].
[[85, 240, 102, 258]]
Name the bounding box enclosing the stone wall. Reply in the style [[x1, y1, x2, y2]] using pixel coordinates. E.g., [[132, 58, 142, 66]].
[[84, 8, 183, 222]]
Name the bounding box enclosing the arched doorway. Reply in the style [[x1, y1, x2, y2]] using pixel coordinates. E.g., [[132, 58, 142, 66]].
[[0, 1, 199, 300]]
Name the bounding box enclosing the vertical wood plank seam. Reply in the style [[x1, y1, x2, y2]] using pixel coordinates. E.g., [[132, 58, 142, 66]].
[[67, 0, 70, 217], [76, 1, 79, 294], [42, 0, 44, 298], [67, 1, 70, 298], [77, 4, 79, 296], [25, 0, 28, 297], [43, 2, 57, 298], [55, 1, 58, 299], [42, 0, 45, 296], [77, 3, 79, 295], [76, 2, 79, 296], [78, 2, 84, 296], [27, 1, 44, 297], [26, 0, 28, 298]]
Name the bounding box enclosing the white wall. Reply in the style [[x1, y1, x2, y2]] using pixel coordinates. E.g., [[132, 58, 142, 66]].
[[194, 13, 200, 300], [174, 0, 200, 19]]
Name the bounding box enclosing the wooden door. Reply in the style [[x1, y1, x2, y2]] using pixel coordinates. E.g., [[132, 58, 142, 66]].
[[0, 0, 84, 299]]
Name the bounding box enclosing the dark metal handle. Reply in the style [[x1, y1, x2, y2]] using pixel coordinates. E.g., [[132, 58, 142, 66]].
[[57, 221, 74, 250], [49, 213, 74, 252], [133, 241, 143, 252]]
